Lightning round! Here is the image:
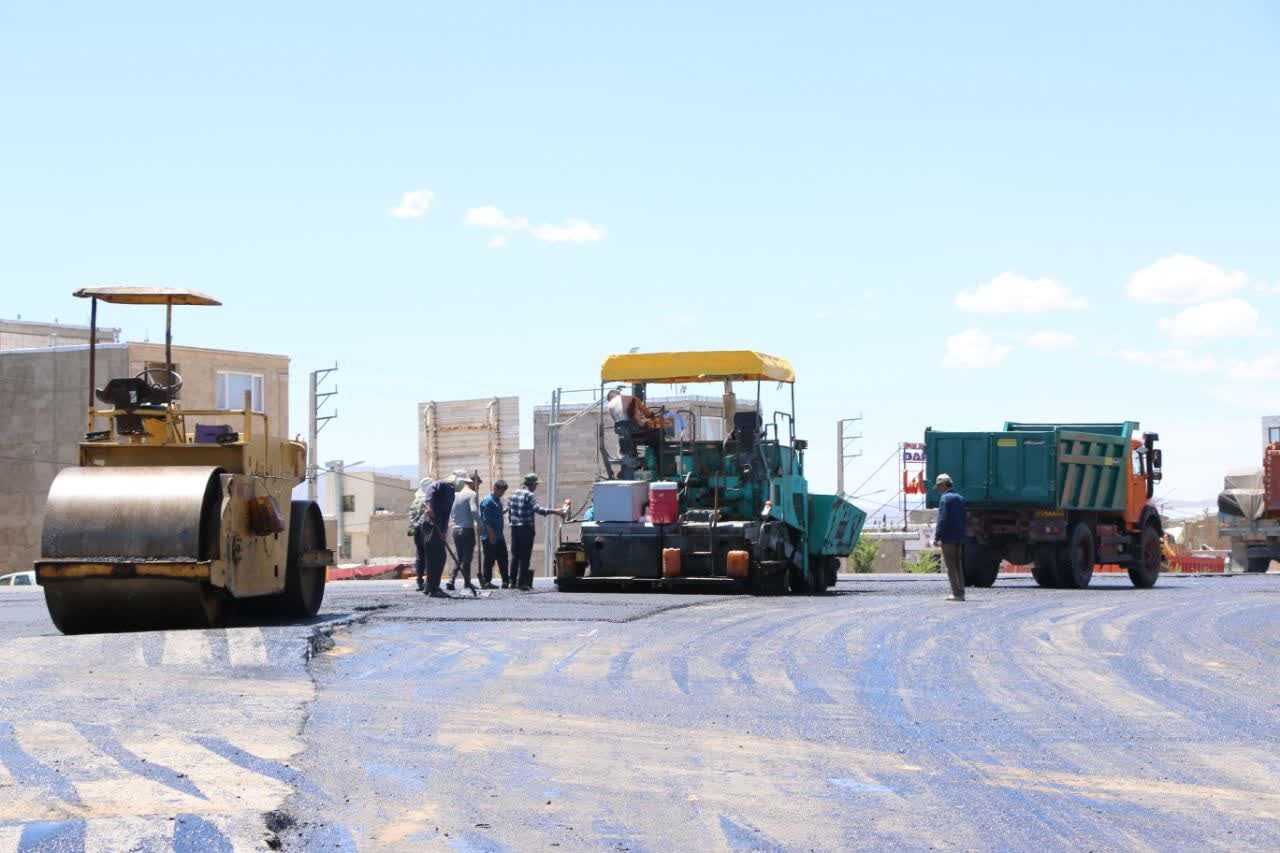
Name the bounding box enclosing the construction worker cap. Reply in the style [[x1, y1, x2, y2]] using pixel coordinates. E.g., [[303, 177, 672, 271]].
[[935, 473, 953, 485], [523, 473, 540, 486]]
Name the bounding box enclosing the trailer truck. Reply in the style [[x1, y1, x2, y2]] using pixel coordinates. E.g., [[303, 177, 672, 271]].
[[1218, 446, 1280, 573], [924, 422, 1165, 589]]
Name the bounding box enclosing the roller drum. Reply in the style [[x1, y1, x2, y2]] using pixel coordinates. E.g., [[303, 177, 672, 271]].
[[39, 466, 226, 634], [41, 466, 223, 561]]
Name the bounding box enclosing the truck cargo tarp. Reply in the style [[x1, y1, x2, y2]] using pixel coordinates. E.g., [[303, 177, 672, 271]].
[[601, 351, 794, 384], [1219, 467, 1264, 519]]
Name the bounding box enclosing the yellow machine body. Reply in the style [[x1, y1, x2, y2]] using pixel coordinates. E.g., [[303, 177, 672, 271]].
[[34, 287, 330, 633]]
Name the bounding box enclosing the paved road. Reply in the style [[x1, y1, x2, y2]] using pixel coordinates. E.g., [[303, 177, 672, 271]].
[[1, 574, 1277, 850]]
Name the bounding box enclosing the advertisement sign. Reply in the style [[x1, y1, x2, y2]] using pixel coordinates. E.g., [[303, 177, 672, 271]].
[[902, 442, 926, 464]]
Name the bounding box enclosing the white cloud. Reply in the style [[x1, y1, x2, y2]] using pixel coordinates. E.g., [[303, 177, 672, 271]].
[[463, 206, 528, 230], [1214, 382, 1280, 412], [1127, 254, 1248, 304], [1229, 354, 1280, 382], [1027, 330, 1078, 350], [463, 206, 606, 245], [390, 189, 434, 219], [955, 273, 1087, 314], [1158, 298, 1261, 340], [529, 218, 607, 243], [487, 235, 509, 250], [943, 329, 1012, 368], [1118, 348, 1218, 375]]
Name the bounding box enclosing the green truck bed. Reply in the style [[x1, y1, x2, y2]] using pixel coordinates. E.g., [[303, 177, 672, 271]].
[[925, 422, 1138, 511]]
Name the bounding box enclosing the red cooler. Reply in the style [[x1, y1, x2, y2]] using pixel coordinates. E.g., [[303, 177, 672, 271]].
[[649, 482, 679, 525]]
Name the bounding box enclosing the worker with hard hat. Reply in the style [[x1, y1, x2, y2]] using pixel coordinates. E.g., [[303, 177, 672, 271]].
[[446, 472, 482, 594], [506, 473, 569, 591], [932, 473, 968, 601]]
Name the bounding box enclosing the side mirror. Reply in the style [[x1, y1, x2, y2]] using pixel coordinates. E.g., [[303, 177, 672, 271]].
[[1150, 448, 1163, 481]]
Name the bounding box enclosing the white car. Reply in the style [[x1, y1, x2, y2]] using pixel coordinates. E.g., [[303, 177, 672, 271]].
[[0, 570, 38, 588]]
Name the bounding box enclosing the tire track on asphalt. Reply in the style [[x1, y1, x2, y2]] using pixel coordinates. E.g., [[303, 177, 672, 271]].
[[851, 592, 1133, 846]]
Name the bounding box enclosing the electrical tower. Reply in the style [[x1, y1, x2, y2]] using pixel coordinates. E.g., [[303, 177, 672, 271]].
[[308, 364, 338, 502], [836, 415, 864, 495]]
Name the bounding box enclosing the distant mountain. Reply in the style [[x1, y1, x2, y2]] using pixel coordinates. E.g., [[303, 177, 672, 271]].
[[349, 464, 419, 483]]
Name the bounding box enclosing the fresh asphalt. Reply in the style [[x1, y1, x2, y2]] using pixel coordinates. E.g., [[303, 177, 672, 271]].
[[0, 573, 1277, 850]]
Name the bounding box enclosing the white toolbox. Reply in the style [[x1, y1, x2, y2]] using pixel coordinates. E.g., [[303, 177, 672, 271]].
[[591, 481, 650, 522]]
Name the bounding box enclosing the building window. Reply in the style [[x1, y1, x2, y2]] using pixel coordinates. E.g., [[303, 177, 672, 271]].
[[340, 535, 352, 560], [341, 494, 356, 514], [1270, 427, 1280, 444], [700, 416, 724, 442], [216, 372, 265, 413]]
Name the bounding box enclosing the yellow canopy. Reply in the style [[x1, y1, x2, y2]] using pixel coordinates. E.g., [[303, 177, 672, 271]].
[[601, 350, 795, 384], [74, 287, 221, 306]]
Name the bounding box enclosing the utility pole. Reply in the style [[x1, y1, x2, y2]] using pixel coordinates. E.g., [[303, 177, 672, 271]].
[[836, 415, 864, 495], [328, 459, 346, 562], [308, 365, 338, 502]]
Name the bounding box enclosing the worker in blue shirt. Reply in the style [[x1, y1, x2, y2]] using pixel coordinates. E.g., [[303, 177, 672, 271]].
[[932, 473, 968, 601], [479, 480, 510, 589]]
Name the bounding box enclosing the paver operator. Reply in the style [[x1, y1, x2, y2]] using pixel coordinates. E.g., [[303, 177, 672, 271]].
[[933, 473, 968, 601], [507, 473, 568, 591]]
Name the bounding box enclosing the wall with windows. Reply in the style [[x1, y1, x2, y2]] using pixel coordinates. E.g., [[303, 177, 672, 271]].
[[127, 343, 289, 436], [317, 469, 413, 563], [1263, 416, 1280, 449]]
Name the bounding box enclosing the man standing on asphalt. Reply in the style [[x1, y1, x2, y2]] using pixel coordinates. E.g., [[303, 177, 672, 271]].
[[408, 479, 431, 592], [420, 476, 457, 598], [507, 473, 568, 591], [479, 479, 509, 589], [446, 473, 480, 594], [933, 473, 967, 601]]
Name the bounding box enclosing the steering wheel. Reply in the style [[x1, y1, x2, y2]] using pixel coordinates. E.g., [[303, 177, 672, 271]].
[[137, 367, 183, 397]]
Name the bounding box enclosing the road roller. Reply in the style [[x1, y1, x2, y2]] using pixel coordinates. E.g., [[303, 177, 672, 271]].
[[33, 287, 331, 634]]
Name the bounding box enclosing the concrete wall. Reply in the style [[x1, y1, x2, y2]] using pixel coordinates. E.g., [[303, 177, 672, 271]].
[[0, 345, 129, 572], [368, 513, 414, 563], [1, 319, 119, 351]]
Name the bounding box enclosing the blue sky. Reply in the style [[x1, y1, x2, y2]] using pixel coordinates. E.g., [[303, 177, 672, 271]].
[[3, 2, 1278, 514]]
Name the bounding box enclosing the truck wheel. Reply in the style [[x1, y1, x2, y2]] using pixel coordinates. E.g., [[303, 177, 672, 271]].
[[1031, 546, 1059, 588], [1127, 524, 1162, 589], [1246, 557, 1272, 573], [1063, 523, 1095, 589], [963, 542, 1001, 588]]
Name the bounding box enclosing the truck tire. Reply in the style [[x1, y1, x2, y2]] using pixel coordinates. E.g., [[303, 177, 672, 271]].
[[963, 542, 1001, 588], [1063, 523, 1095, 589], [1032, 546, 1057, 588], [1127, 523, 1162, 589], [1246, 557, 1272, 573]]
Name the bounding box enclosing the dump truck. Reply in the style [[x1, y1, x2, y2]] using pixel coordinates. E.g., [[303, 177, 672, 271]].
[[557, 351, 866, 595], [924, 422, 1165, 589], [1218, 446, 1280, 573], [34, 287, 330, 633]]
